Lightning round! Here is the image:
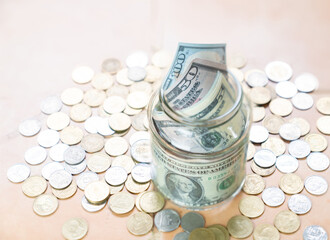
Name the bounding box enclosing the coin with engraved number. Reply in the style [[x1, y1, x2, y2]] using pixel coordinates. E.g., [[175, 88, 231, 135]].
[[294, 73, 319, 92], [33, 193, 58, 216], [40, 96, 63, 115], [139, 191, 165, 213], [102, 58, 121, 74], [305, 175, 328, 195], [22, 175, 47, 197], [249, 125, 269, 143], [280, 173, 304, 194], [63, 146, 86, 165], [60, 87, 84, 106], [291, 92, 314, 110], [239, 196, 265, 218], [274, 210, 300, 233], [19, 119, 41, 137], [269, 98, 293, 117], [41, 162, 64, 180], [72, 66, 94, 84], [279, 123, 301, 141], [62, 217, 88, 240], [80, 133, 104, 153], [243, 174, 265, 195], [288, 194, 312, 214], [276, 154, 298, 173], [85, 180, 110, 204], [49, 169, 72, 190], [304, 133, 328, 152], [262, 114, 285, 134], [105, 166, 127, 186], [261, 137, 286, 156], [288, 140, 311, 159], [24, 146, 47, 165], [37, 129, 60, 148], [275, 81, 297, 98], [126, 212, 153, 236], [109, 191, 135, 214], [316, 97, 330, 115], [81, 195, 106, 212], [253, 149, 276, 168], [303, 225, 328, 240], [317, 116, 330, 135], [64, 161, 87, 175], [154, 209, 181, 232], [265, 61, 293, 82], [261, 186, 285, 207], [7, 163, 31, 183], [77, 171, 99, 190], [253, 223, 280, 240], [131, 163, 151, 183], [306, 152, 330, 171], [131, 139, 152, 163], [245, 69, 268, 87], [51, 181, 77, 199], [289, 117, 310, 136], [227, 215, 253, 239], [181, 212, 205, 232]]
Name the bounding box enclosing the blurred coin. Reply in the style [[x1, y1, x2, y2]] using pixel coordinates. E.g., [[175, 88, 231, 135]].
[[102, 58, 121, 74], [316, 97, 330, 115], [249, 87, 271, 105], [91, 72, 114, 90], [265, 61, 293, 82], [207, 225, 230, 240], [97, 117, 115, 136], [7, 163, 31, 183], [64, 161, 87, 175], [306, 152, 329, 171], [116, 68, 134, 86], [105, 137, 128, 156], [154, 209, 180, 232], [227, 215, 253, 239], [40, 96, 63, 115], [303, 225, 328, 240], [262, 114, 285, 134], [291, 92, 314, 110], [181, 212, 205, 232], [87, 153, 111, 173], [131, 139, 152, 163], [63, 146, 86, 165], [37, 129, 60, 148], [239, 196, 265, 218], [143, 115, 149, 129], [261, 137, 286, 156], [84, 116, 102, 134], [47, 112, 70, 131], [126, 51, 148, 68], [60, 126, 84, 145], [152, 50, 172, 68], [289, 117, 310, 136], [19, 119, 41, 137], [103, 96, 126, 114], [60, 87, 83, 106], [279, 123, 301, 141], [132, 111, 147, 131], [109, 191, 135, 214], [33, 193, 58, 216], [304, 175, 328, 195], [274, 210, 300, 233], [83, 88, 106, 107], [228, 53, 247, 69], [106, 84, 129, 98], [253, 149, 276, 168], [145, 65, 163, 83], [41, 162, 64, 180], [105, 166, 127, 186], [243, 174, 265, 195], [294, 73, 319, 92], [245, 69, 268, 87], [80, 133, 104, 153], [276, 154, 299, 173], [127, 91, 149, 109], [125, 174, 150, 194], [250, 161, 276, 177], [126, 212, 153, 236], [124, 105, 142, 116], [62, 217, 88, 240], [81, 195, 106, 212], [129, 81, 152, 94], [129, 131, 150, 146], [70, 103, 91, 122], [85, 180, 110, 204], [288, 194, 312, 214], [261, 186, 285, 207], [280, 173, 304, 194], [109, 184, 124, 195], [24, 146, 47, 165], [72, 66, 94, 84], [269, 98, 293, 116], [22, 175, 47, 197], [288, 140, 311, 158], [229, 67, 244, 83], [246, 142, 255, 161], [108, 112, 131, 132], [77, 171, 99, 190], [249, 125, 269, 143], [174, 232, 190, 240], [140, 191, 165, 213], [253, 223, 280, 240], [131, 163, 151, 183], [112, 155, 135, 174], [304, 133, 328, 152], [275, 81, 297, 98], [317, 116, 330, 134], [135, 192, 144, 211], [252, 106, 266, 122], [51, 180, 77, 199], [128, 67, 146, 82], [49, 169, 72, 190], [189, 228, 215, 240]]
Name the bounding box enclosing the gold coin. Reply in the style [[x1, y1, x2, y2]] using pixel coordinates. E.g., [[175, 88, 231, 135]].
[[317, 116, 330, 134], [47, 112, 70, 131], [109, 184, 124, 195], [69, 103, 92, 122], [60, 126, 84, 145], [61, 87, 84, 106], [316, 97, 330, 115], [126, 91, 149, 109], [251, 161, 276, 177], [227, 215, 253, 239], [125, 174, 150, 194], [243, 174, 265, 195], [22, 175, 47, 197], [246, 142, 255, 161], [84, 181, 110, 204], [91, 73, 114, 90], [304, 133, 328, 151], [124, 105, 142, 116], [253, 223, 280, 240], [274, 210, 300, 233], [239, 196, 265, 218], [145, 65, 163, 83], [108, 112, 131, 132], [229, 67, 244, 83], [52, 180, 77, 199], [129, 81, 152, 95], [112, 155, 135, 174], [87, 153, 111, 173], [189, 228, 216, 240], [207, 225, 230, 240], [33, 193, 58, 216], [72, 66, 94, 84], [151, 50, 172, 68], [126, 212, 153, 236], [103, 96, 126, 114], [139, 191, 165, 213], [249, 87, 271, 105], [116, 68, 134, 86], [62, 217, 88, 240], [106, 84, 129, 98], [105, 137, 128, 156], [279, 173, 304, 194], [109, 192, 135, 214], [83, 88, 106, 107], [135, 192, 145, 211], [80, 134, 104, 153], [269, 98, 293, 117], [289, 117, 310, 136], [208, 228, 226, 240], [252, 106, 266, 122], [262, 114, 285, 134], [261, 137, 286, 156]]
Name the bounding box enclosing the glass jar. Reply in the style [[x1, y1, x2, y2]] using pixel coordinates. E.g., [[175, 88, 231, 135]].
[[148, 67, 252, 210]]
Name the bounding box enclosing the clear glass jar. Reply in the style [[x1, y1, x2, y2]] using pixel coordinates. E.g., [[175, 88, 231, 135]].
[[148, 68, 252, 210]]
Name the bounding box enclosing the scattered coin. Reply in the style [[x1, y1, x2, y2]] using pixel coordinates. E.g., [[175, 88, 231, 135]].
[[181, 212, 205, 232], [269, 98, 293, 116], [62, 217, 88, 240], [239, 196, 265, 218], [132, 111, 147, 131], [274, 210, 300, 233], [316, 97, 330, 115], [109, 184, 124, 195], [80, 133, 104, 153], [279, 123, 301, 141], [112, 155, 135, 174], [249, 125, 269, 143], [33, 193, 58, 216], [246, 142, 255, 161], [131, 163, 151, 183], [105, 137, 128, 156], [288, 139, 311, 158], [124, 105, 142, 115], [109, 191, 135, 214], [49, 169, 73, 190], [40, 96, 63, 115], [152, 50, 172, 68], [106, 84, 129, 98], [84, 116, 102, 134], [261, 186, 285, 207], [126, 212, 153, 236], [47, 112, 70, 131], [154, 209, 181, 232], [245, 69, 268, 87], [250, 161, 276, 177], [252, 106, 266, 122], [19, 119, 42, 137], [116, 68, 134, 86], [105, 166, 127, 186], [22, 175, 47, 197], [291, 92, 314, 110], [262, 114, 285, 134], [61, 87, 84, 106], [129, 131, 150, 146], [103, 96, 126, 114], [125, 174, 150, 194], [77, 171, 99, 190], [253, 223, 280, 240], [127, 91, 149, 109], [41, 162, 65, 180], [60, 126, 84, 145], [227, 215, 253, 239], [294, 73, 319, 93], [306, 152, 330, 171], [108, 112, 131, 131], [37, 129, 60, 148], [51, 181, 77, 199], [128, 67, 146, 82], [304, 175, 328, 195], [131, 139, 152, 163], [261, 137, 286, 156], [276, 154, 299, 173], [304, 133, 328, 152], [249, 87, 271, 105], [126, 51, 148, 68], [174, 232, 190, 240], [288, 194, 312, 214], [145, 65, 163, 83], [63, 146, 86, 165], [83, 88, 106, 107], [24, 146, 47, 165], [102, 58, 121, 74], [139, 191, 165, 213], [96, 117, 115, 136], [87, 153, 111, 173], [289, 117, 310, 136], [280, 173, 304, 194], [72, 66, 94, 84], [7, 163, 31, 183], [189, 228, 216, 240], [130, 81, 152, 95], [81, 195, 106, 212], [243, 174, 265, 195], [317, 116, 330, 134], [265, 61, 293, 82], [70, 103, 92, 122], [207, 225, 230, 240], [229, 67, 244, 83], [253, 149, 276, 168], [64, 161, 87, 175], [228, 52, 247, 69], [303, 225, 328, 240], [84, 181, 110, 204], [275, 81, 297, 98], [91, 73, 114, 90]]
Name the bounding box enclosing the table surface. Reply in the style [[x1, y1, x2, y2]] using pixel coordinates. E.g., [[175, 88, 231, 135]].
[[1, 0, 330, 239]]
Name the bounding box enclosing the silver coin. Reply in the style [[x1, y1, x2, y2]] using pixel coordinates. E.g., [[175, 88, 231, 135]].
[[181, 212, 205, 232], [127, 67, 146, 82], [276, 154, 299, 173], [77, 171, 99, 190], [37, 129, 60, 148], [303, 225, 328, 240], [131, 163, 151, 183], [295, 73, 319, 93], [253, 149, 276, 168], [104, 166, 127, 186], [102, 58, 121, 74], [97, 118, 115, 136], [7, 163, 31, 183], [126, 51, 148, 68], [40, 96, 63, 114], [279, 123, 301, 141], [307, 152, 330, 171], [131, 139, 152, 163], [132, 111, 147, 131], [245, 70, 268, 87], [84, 116, 102, 134], [154, 209, 181, 232], [64, 161, 87, 175], [63, 146, 86, 165], [288, 140, 311, 159], [173, 232, 190, 240], [41, 162, 64, 180], [261, 186, 285, 207], [49, 169, 72, 189], [19, 119, 41, 137], [288, 194, 312, 214], [291, 92, 314, 110], [305, 175, 328, 195], [249, 125, 269, 144], [275, 81, 297, 98], [265, 61, 293, 82], [129, 131, 150, 146], [24, 146, 47, 165], [81, 195, 106, 212], [49, 143, 69, 162]]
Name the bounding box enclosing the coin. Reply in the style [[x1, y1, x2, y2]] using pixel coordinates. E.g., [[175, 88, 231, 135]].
[[70, 103, 92, 122], [280, 173, 304, 194], [41, 162, 64, 180], [289, 117, 310, 136], [126, 51, 148, 68], [303, 225, 328, 240], [279, 123, 301, 141], [274, 210, 300, 233], [135, 192, 144, 211], [22, 175, 47, 197], [246, 142, 255, 161], [145, 65, 163, 83], [262, 114, 285, 134], [104, 137, 128, 156], [276, 154, 299, 173], [84, 116, 102, 134], [19, 119, 42, 137], [51, 180, 77, 199], [243, 174, 265, 195], [83, 88, 106, 107], [60, 87, 84, 106], [207, 225, 230, 240], [291, 92, 314, 110], [253, 149, 276, 168], [116, 68, 134, 86], [62, 217, 88, 240], [106, 84, 129, 98], [129, 131, 150, 146], [108, 112, 131, 131], [131, 163, 151, 183], [37, 129, 60, 148], [40, 96, 63, 115], [288, 139, 311, 158], [261, 186, 285, 207], [269, 98, 293, 116], [249, 87, 271, 105], [294, 73, 319, 93], [174, 232, 190, 240], [96, 117, 115, 136], [60, 126, 84, 145], [139, 191, 165, 213], [250, 161, 276, 177], [229, 67, 244, 83], [152, 50, 172, 68], [239, 196, 265, 218], [33, 193, 58, 216], [77, 171, 99, 190], [112, 155, 135, 174], [189, 228, 216, 240], [124, 105, 142, 115], [288, 194, 312, 214], [80, 133, 104, 153], [126, 212, 153, 236], [24, 146, 47, 165], [261, 137, 285, 156], [63, 146, 86, 165], [252, 106, 266, 122], [103, 96, 126, 114], [306, 152, 330, 171], [245, 69, 268, 87], [143, 115, 149, 129], [47, 112, 70, 131], [130, 81, 152, 94], [64, 161, 87, 175], [228, 52, 247, 69], [126, 91, 149, 109], [275, 81, 297, 98], [265, 61, 293, 82], [131, 139, 152, 163], [91, 72, 114, 90], [253, 223, 280, 240], [181, 212, 205, 232], [102, 58, 121, 74], [316, 97, 330, 115], [227, 215, 253, 239], [109, 191, 135, 214], [109, 184, 124, 195], [317, 116, 330, 134], [105, 166, 127, 186], [154, 209, 181, 232], [85, 181, 110, 204], [305, 175, 328, 195], [249, 125, 269, 143], [125, 174, 150, 194], [7, 163, 31, 183], [71, 66, 94, 84], [304, 133, 328, 152], [81, 195, 106, 212], [128, 67, 146, 82], [132, 111, 147, 131], [49, 169, 72, 190], [87, 153, 111, 173]]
